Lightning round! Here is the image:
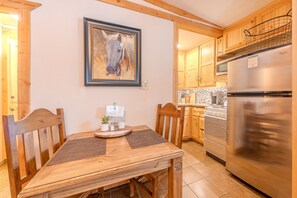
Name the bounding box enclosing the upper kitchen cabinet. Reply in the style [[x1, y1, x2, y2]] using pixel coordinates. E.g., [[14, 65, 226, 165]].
[[216, 36, 224, 56], [223, 16, 256, 53], [256, 0, 291, 24], [199, 39, 216, 87], [178, 51, 185, 89], [185, 47, 199, 88]]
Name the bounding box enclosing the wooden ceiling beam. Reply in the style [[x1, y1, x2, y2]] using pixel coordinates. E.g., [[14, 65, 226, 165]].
[[97, 0, 223, 38], [0, 0, 41, 11], [144, 0, 222, 29]]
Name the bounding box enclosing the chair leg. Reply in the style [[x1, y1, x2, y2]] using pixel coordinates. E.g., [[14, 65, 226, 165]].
[[152, 178, 158, 198], [129, 179, 135, 197]]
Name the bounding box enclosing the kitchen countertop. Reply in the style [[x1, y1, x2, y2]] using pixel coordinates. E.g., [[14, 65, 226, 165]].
[[178, 103, 210, 107]]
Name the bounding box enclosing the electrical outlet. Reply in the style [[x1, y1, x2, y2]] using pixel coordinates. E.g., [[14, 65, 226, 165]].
[[141, 80, 148, 90]]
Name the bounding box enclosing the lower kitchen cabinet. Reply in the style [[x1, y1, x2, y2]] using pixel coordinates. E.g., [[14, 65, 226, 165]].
[[181, 106, 205, 145], [191, 116, 199, 141], [182, 107, 191, 139]]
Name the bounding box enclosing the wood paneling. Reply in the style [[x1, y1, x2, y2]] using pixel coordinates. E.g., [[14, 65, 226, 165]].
[[97, 0, 223, 38], [143, 0, 222, 29]]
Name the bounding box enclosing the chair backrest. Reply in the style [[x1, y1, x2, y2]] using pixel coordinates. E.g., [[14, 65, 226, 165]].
[[2, 108, 66, 198], [155, 103, 185, 148]]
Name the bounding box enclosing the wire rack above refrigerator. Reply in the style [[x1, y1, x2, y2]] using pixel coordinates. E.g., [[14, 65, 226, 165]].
[[244, 9, 292, 54]]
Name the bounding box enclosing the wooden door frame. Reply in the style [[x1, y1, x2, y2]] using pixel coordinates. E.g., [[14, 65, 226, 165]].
[[292, 0, 296, 197], [0, 0, 40, 119], [172, 23, 222, 105]]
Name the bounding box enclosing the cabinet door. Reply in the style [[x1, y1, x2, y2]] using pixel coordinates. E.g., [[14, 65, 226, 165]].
[[224, 17, 256, 52], [256, 0, 291, 34], [185, 47, 199, 88], [199, 116, 205, 144], [191, 116, 199, 141], [217, 37, 224, 56], [199, 39, 215, 87], [183, 116, 191, 138]]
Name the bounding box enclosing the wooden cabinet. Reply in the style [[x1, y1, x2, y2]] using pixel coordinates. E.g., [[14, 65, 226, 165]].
[[199, 39, 216, 87], [191, 107, 205, 144], [183, 107, 191, 139], [216, 37, 224, 56], [191, 116, 199, 141], [223, 16, 256, 52], [199, 116, 204, 144], [185, 47, 199, 88], [178, 51, 185, 89]]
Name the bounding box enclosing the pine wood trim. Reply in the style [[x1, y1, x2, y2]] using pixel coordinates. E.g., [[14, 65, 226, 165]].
[[143, 0, 222, 29], [0, 0, 41, 10], [292, 0, 297, 197], [173, 23, 178, 105], [97, 0, 223, 38]]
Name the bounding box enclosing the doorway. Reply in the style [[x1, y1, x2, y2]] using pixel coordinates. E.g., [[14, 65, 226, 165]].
[[0, 13, 18, 165]]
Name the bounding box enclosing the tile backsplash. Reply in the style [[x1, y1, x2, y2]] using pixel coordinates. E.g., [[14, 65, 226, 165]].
[[178, 87, 227, 104]]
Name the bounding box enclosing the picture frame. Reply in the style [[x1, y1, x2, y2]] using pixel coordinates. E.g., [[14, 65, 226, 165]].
[[84, 18, 141, 86]]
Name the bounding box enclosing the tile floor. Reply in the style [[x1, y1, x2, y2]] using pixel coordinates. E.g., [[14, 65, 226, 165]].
[[0, 141, 267, 198]]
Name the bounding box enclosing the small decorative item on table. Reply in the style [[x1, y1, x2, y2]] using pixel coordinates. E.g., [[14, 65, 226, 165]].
[[101, 115, 109, 132], [94, 102, 129, 138]]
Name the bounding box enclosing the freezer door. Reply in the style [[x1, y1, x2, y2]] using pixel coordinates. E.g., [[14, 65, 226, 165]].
[[228, 45, 292, 93], [226, 96, 292, 198]]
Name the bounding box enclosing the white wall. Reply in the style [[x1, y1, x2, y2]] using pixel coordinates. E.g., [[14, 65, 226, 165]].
[[30, 0, 173, 134]]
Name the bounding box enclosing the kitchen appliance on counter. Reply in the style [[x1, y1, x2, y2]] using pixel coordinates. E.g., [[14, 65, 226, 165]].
[[227, 45, 292, 198], [204, 106, 227, 162]]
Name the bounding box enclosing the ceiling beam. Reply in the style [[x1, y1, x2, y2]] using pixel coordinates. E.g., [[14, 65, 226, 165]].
[[97, 0, 223, 38], [144, 0, 222, 29], [0, 0, 41, 10]]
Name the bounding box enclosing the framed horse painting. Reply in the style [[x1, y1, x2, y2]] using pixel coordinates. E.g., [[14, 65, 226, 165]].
[[84, 18, 141, 86]]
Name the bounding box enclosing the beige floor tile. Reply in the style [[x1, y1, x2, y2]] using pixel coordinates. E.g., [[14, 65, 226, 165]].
[[188, 178, 224, 198], [205, 171, 240, 194], [192, 162, 218, 177], [0, 163, 10, 198], [183, 161, 190, 169], [182, 185, 198, 198], [182, 180, 187, 187], [183, 166, 204, 185], [183, 153, 202, 166], [221, 187, 264, 198]]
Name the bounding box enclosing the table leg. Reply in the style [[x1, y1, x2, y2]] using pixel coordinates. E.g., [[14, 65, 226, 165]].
[[168, 157, 182, 198]]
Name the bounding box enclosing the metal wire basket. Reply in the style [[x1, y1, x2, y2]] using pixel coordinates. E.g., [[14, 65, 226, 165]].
[[244, 9, 292, 54]]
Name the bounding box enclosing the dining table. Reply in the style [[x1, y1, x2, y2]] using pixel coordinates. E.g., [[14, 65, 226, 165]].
[[17, 125, 184, 198]]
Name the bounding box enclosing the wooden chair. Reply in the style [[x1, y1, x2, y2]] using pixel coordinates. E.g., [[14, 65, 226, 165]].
[[130, 103, 185, 198], [3, 108, 66, 198]]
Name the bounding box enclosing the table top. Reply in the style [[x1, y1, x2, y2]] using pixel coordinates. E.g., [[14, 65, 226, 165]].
[[18, 125, 183, 198]]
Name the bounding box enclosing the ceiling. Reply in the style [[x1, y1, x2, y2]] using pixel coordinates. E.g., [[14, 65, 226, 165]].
[[178, 29, 211, 51], [163, 0, 275, 28]]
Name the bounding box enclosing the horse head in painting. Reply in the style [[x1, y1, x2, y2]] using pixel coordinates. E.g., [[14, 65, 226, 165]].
[[102, 30, 132, 76]]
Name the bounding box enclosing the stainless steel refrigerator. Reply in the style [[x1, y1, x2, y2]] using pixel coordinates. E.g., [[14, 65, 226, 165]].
[[226, 45, 292, 198]]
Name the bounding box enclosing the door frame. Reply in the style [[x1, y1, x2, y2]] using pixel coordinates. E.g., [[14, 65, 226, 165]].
[[0, 0, 40, 119], [292, 0, 296, 197]]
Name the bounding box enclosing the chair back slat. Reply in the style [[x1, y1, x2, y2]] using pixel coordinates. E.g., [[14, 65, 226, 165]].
[[164, 116, 171, 139], [38, 128, 50, 166], [155, 103, 185, 148], [3, 108, 66, 198], [171, 117, 177, 144]]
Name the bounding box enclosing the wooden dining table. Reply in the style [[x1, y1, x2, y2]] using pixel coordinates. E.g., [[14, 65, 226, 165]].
[[17, 125, 184, 198]]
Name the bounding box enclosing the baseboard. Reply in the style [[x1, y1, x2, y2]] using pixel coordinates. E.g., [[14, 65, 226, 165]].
[[0, 159, 6, 166]]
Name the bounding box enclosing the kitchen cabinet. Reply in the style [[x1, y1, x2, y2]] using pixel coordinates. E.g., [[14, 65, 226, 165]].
[[178, 51, 185, 89], [191, 116, 199, 141], [185, 47, 199, 88], [217, 36, 224, 56], [223, 16, 256, 52], [183, 107, 191, 139], [191, 107, 205, 144], [199, 39, 216, 87]]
